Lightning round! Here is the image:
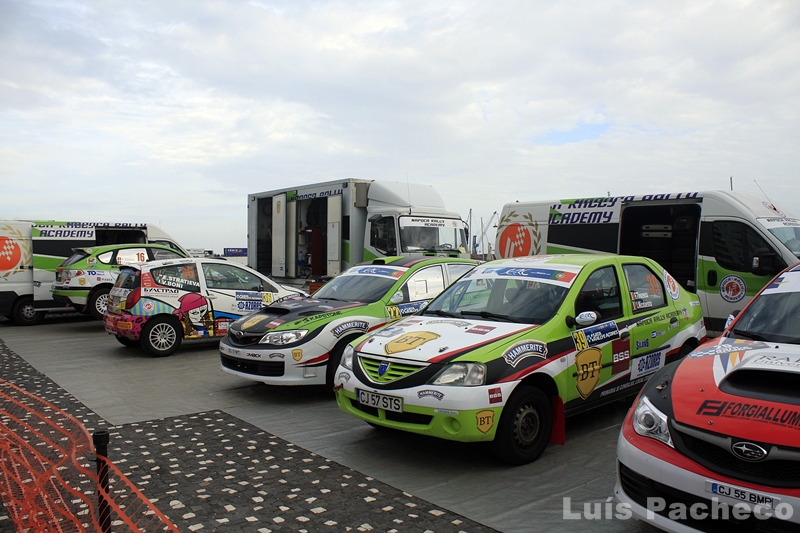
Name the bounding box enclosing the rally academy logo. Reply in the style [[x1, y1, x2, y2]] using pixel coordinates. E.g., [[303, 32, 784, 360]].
[[731, 441, 768, 461]]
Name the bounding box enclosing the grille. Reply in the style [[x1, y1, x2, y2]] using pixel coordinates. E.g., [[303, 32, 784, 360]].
[[672, 426, 800, 488], [358, 356, 425, 384], [220, 354, 284, 377], [618, 463, 800, 533], [225, 333, 262, 347]]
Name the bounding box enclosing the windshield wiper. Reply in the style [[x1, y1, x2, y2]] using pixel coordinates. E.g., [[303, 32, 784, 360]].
[[423, 309, 460, 318], [460, 310, 514, 322], [731, 329, 769, 342]]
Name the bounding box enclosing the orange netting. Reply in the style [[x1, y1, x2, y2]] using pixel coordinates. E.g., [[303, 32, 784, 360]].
[[0, 379, 181, 532]]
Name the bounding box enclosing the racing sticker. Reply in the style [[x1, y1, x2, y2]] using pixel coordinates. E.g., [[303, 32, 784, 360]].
[[574, 347, 602, 400], [385, 332, 441, 354], [719, 275, 747, 303], [476, 410, 495, 434], [611, 338, 630, 374], [572, 321, 620, 350], [292, 349, 302, 361], [418, 390, 444, 401], [242, 316, 269, 330], [398, 301, 428, 315], [488, 388, 502, 404], [386, 306, 402, 320], [374, 326, 404, 338], [353, 266, 405, 278], [481, 267, 577, 284], [696, 399, 800, 431], [142, 287, 180, 295], [427, 319, 471, 328], [331, 320, 369, 338], [236, 291, 263, 301], [664, 270, 681, 300], [630, 350, 664, 379], [502, 341, 547, 367], [689, 339, 770, 359], [465, 325, 496, 335]]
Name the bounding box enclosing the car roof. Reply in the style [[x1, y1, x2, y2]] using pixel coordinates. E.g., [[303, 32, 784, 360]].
[[120, 257, 237, 272], [481, 254, 650, 269], [356, 256, 478, 268], [74, 243, 183, 255]]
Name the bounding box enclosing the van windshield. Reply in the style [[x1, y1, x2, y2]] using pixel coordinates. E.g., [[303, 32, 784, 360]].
[[398, 216, 467, 253], [758, 218, 800, 259]]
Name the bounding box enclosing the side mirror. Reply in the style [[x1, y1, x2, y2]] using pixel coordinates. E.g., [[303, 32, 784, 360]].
[[751, 247, 780, 276], [390, 292, 404, 304], [566, 311, 598, 328]]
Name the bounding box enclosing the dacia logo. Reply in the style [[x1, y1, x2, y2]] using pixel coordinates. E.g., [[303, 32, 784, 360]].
[[378, 361, 390, 376]]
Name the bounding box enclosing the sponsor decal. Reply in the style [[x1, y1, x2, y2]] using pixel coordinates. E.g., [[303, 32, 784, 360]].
[[631, 350, 663, 379], [354, 266, 405, 278], [599, 376, 648, 398], [338, 372, 351, 383], [574, 347, 602, 400], [142, 287, 180, 295], [418, 390, 444, 401], [117, 321, 133, 330], [465, 325, 496, 335], [476, 410, 495, 434], [690, 300, 701, 306], [681, 307, 689, 319], [663, 270, 681, 300], [651, 330, 665, 338], [498, 222, 534, 257], [385, 332, 441, 354], [750, 353, 800, 369], [266, 319, 285, 329], [689, 339, 770, 359], [488, 388, 502, 404], [263, 293, 274, 304], [611, 338, 630, 374], [217, 321, 230, 332], [481, 267, 577, 284], [374, 326, 404, 338], [245, 352, 261, 359], [242, 316, 268, 330], [295, 311, 342, 325], [427, 319, 471, 328], [143, 301, 154, 313], [292, 349, 302, 362], [268, 353, 285, 359], [331, 320, 369, 338], [636, 338, 650, 350], [398, 301, 428, 315], [435, 409, 459, 415], [763, 201, 785, 217], [571, 320, 620, 350], [502, 341, 548, 367], [719, 275, 747, 303], [235, 291, 263, 301], [632, 297, 653, 311], [79, 278, 86, 286], [696, 399, 800, 430], [386, 306, 402, 320], [237, 301, 264, 311]]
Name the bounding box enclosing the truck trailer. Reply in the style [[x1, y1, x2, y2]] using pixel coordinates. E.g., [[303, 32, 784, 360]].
[[247, 179, 469, 289]]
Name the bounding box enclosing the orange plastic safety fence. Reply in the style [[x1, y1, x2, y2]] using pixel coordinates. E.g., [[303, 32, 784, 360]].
[[0, 379, 181, 533]]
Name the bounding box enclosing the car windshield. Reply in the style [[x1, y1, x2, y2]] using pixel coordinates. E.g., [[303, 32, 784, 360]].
[[398, 216, 467, 253], [424, 275, 569, 324], [59, 249, 91, 267], [729, 291, 800, 344], [313, 270, 399, 303]]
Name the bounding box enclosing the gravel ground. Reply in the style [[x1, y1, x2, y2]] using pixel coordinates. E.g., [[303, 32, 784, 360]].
[[0, 338, 500, 533]]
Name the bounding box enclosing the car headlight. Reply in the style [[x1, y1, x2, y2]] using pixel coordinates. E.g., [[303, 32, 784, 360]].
[[431, 363, 486, 386], [259, 330, 308, 345], [340, 344, 354, 370], [632, 395, 673, 447]]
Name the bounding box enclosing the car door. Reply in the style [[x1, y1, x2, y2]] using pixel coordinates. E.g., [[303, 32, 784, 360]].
[[200, 262, 280, 333], [390, 264, 447, 317]]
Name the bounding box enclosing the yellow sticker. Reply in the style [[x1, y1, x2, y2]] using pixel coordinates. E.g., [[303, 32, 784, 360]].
[[262, 293, 273, 303], [571, 329, 588, 351], [242, 316, 266, 330], [292, 349, 302, 361], [476, 410, 495, 434], [575, 347, 603, 400], [385, 332, 440, 354], [386, 306, 401, 320]]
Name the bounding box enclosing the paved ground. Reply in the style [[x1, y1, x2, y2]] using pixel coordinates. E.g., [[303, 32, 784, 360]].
[[0, 313, 661, 532]]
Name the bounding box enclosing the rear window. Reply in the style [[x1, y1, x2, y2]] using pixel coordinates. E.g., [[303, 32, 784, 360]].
[[60, 250, 90, 267], [115, 269, 140, 289]]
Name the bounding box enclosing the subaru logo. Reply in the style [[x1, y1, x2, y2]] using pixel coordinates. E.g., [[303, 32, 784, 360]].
[[234, 330, 245, 339], [378, 361, 390, 376], [731, 441, 768, 461]]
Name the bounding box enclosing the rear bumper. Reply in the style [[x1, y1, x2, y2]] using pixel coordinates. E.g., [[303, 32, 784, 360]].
[[104, 313, 147, 340]]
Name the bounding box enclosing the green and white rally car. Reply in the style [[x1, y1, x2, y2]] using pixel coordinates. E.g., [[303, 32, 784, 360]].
[[220, 256, 478, 388], [334, 254, 707, 465]]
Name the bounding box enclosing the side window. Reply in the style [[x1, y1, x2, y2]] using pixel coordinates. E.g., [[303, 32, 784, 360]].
[[575, 266, 622, 319], [370, 217, 397, 255], [623, 264, 665, 313], [96, 251, 114, 264], [402, 266, 445, 302], [115, 248, 148, 265], [151, 264, 200, 292], [712, 221, 777, 272], [203, 263, 265, 291], [152, 249, 185, 261], [447, 263, 474, 281]]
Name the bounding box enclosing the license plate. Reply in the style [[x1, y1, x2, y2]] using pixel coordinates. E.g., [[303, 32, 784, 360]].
[[631, 350, 664, 379], [357, 389, 403, 413], [705, 480, 779, 508]]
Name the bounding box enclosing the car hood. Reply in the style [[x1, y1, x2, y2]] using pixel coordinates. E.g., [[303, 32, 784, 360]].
[[229, 298, 370, 334], [355, 315, 541, 366], [671, 337, 800, 447]]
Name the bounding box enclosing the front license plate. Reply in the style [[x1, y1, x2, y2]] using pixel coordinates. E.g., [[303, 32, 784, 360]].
[[357, 389, 403, 413], [705, 480, 779, 508]]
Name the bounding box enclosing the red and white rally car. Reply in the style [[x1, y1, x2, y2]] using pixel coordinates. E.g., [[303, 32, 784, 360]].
[[615, 262, 800, 532]]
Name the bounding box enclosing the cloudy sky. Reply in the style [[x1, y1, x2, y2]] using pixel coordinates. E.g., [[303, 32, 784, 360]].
[[2, 0, 799, 252]]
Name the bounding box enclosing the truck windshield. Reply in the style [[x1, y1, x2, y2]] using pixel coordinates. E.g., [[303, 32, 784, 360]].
[[398, 216, 467, 253], [766, 225, 800, 259]]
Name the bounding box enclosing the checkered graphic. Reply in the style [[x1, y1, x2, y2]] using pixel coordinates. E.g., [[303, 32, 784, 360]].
[[1, 240, 15, 260]]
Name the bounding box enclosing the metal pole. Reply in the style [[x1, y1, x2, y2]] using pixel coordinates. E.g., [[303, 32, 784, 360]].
[[93, 430, 111, 533]]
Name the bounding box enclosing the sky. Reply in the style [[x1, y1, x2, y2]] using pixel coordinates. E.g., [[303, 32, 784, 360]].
[[2, 0, 799, 253]]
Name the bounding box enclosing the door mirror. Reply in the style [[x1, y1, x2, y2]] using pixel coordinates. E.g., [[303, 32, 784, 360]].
[[575, 311, 598, 326], [751, 247, 781, 276], [390, 291, 404, 304]]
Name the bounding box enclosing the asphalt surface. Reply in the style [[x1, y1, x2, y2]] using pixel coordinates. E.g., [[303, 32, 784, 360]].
[[0, 313, 661, 532]]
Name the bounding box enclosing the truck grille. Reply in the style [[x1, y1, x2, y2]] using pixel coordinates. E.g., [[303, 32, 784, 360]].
[[220, 354, 284, 377], [358, 356, 426, 384]]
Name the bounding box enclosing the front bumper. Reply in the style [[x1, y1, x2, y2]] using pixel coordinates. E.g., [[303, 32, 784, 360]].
[[334, 369, 521, 442], [616, 409, 800, 532], [219, 339, 330, 386]]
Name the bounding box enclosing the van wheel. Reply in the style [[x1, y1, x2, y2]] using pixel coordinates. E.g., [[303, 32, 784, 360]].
[[490, 386, 552, 465], [140, 317, 182, 357], [88, 287, 111, 320], [11, 297, 44, 326], [115, 335, 138, 348]]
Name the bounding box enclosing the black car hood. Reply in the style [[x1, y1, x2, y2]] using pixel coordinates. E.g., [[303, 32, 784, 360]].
[[229, 298, 371, 334]]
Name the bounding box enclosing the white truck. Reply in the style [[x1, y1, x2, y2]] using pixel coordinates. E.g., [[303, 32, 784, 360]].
[[247, 179, 469, 289], [494, 190, 800, 334], [0, 221, 187, 325]]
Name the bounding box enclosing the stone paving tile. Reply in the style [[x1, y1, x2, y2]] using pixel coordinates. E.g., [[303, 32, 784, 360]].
[[0, 339, 500, 533]]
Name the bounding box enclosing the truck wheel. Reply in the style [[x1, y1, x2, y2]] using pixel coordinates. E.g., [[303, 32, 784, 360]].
[[140, 317, 182, 357], [325, 337, 356, 391], [489, 385, 552, 465], [11, 297, 44, 326], [88, 287, 111, 320], [115, 335, 138, 348]]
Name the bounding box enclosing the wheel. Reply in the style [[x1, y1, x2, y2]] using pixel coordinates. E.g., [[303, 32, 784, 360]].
[[115, 335, 138, 348], [489, 385, 552, 465], [88, 287, 111, 320], [140, 317, 182, 357], [325, 337, 356, 390], [11, 297, 44, 326]]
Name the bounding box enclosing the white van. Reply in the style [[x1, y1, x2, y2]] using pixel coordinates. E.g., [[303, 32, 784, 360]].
[[494, 191, 800, 334], [0, 221, 187, 325]]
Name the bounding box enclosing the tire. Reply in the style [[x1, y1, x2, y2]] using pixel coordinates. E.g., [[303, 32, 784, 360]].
[[140, 317, 182, 357], [115, 335, 138, 348], [325, 337, 356, 390], [88, 287, 111, 320], [11, 297, 44, 326], [489, 385, 552, 465]]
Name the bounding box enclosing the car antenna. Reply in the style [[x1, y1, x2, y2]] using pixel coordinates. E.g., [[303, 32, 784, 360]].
[[754, 180, 776, 210], [406, 173, 412, 215]]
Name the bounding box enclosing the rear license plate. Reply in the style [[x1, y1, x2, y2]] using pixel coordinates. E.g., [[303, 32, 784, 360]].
[[357, 389, 403, 413], [705, 480, 779, 508]]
